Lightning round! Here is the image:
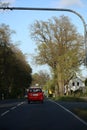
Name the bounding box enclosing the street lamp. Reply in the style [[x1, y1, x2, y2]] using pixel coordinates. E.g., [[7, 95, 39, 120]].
[[85, 24, 87, 65]]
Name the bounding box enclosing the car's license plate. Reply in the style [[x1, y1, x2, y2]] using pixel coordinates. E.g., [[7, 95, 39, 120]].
[[33, 94, 38, 96]]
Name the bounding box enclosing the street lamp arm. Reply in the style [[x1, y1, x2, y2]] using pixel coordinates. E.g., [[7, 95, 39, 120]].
[[0, 7, 86, 27], [0, 7, 85, 22], [0, 7, 87, 64]]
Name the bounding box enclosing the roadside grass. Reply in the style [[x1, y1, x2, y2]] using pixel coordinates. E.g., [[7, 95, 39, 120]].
[[53, 96, 87, 102], [72, 108, 87, 122]]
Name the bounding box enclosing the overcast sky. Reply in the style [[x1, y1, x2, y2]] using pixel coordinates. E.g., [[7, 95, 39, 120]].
[[0, 0, 87, 77]]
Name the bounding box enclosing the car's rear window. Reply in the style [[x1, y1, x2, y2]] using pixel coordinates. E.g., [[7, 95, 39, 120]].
[[29, 88, 42, 93]]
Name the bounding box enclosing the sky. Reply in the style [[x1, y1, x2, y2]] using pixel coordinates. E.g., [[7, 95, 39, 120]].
[[0, 0, 87, 78]]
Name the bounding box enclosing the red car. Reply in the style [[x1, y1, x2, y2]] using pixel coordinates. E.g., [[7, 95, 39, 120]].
[[27, 87, 44, 103]]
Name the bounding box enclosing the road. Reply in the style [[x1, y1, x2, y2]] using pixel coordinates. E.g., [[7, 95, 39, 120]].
[[0, 99, 87, 130]]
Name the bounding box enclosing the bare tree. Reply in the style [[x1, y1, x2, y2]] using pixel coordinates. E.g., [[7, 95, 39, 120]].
[[30, 15, 84, 96]]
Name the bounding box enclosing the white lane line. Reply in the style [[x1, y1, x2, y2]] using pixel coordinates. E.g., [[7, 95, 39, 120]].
[[49, 99, 87, 126], [0, 101, 25, 117], [10, 106, 16, 110], [17, 101, 25, 106], [17, 103, 21, 106], [1, 110, 10, 117]]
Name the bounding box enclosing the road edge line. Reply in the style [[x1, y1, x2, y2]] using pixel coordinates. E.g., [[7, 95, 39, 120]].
[[49, 99, 87, 126]]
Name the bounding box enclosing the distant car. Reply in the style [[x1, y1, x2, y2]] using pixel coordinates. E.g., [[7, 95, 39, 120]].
[[27, 87, 44, 103]]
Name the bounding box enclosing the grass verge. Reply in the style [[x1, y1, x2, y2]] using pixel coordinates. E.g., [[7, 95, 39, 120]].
[[53, 96, 87, 102], [72, 108, 87, 122]]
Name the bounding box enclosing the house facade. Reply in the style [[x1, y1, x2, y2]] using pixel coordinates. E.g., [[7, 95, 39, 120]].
[[64, 77, 85, 94], [68, 77, 85, 92]]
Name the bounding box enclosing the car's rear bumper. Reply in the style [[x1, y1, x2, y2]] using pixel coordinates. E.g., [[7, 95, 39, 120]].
[[28, 96, 44, 101]]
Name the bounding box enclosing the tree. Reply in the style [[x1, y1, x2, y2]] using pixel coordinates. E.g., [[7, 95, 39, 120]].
[[30, 15, 84, 96], [32, 71, 50, 87], [0, 24, 15, 98], [0, 24, 32, 99]]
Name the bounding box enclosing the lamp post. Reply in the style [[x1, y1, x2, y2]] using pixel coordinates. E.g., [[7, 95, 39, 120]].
[[0, 7, 87, 64], [85, 24, 87, 65]]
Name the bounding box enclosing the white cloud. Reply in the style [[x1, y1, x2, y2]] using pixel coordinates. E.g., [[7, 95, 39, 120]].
[[1, 0, 16, 5], [53, 0, 84, 8]]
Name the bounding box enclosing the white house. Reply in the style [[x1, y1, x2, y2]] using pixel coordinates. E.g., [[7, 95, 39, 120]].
[[64, 76, 85, 94], [68, 77, 85, 92]]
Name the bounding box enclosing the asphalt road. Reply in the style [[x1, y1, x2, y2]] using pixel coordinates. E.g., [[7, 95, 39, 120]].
[[0, 99, 87, 130]]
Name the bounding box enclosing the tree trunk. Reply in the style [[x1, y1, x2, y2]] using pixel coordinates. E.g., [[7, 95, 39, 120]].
[[57, 64, 64, 96], [55, 84, 59, 97]]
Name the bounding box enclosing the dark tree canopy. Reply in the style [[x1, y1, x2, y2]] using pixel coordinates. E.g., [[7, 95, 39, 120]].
[[0, 24, 32, 99]]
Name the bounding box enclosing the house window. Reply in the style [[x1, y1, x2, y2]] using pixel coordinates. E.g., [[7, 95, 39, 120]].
[[77, 82, 79, 86], [72, 82, 75, 86]]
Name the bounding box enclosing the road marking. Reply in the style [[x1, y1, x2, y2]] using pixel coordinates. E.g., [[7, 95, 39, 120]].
[[10, 106, 16, 110], [1, 110, 10, 117], [0, 101, 25, 117], [17, 103, 21, 106], [49, 99, 87, 126], [17, 101, 25, 106]]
